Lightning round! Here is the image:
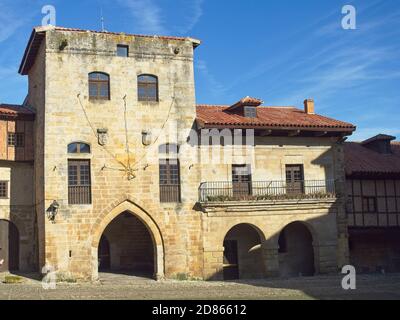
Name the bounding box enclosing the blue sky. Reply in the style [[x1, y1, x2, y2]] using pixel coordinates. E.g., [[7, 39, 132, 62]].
[[0, 0, 399, 141]]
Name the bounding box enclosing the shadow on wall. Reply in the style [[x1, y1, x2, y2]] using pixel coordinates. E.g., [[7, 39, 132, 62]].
[[0, 161, 37, 274], [199, 144, 352, 299]]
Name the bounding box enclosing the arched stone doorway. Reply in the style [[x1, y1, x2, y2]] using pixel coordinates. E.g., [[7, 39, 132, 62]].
[[98, 212, 154, 277], [278, 222, 315, 277], [0, 219, 19, 273], [92, 201, 164, 281], [223, 224, 265, 280]]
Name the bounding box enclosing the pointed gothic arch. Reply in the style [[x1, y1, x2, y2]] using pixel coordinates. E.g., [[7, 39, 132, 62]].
[[91, 200, 164, 280]]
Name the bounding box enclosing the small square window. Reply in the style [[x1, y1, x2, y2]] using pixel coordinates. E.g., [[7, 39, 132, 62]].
[[117, 45, 129, 57], [7, 133, 24, 147], [244, 106, 257, 118], [0, 181, 8, 198]]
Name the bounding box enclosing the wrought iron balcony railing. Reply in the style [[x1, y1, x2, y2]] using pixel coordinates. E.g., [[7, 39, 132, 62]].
[[198, 180, 336, 203]]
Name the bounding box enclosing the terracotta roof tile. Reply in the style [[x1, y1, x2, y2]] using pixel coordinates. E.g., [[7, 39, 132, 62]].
[[0, 104, 35, 119], [228, 96, 263, 110], [344, 141, 400, 176], [196, 105, 355, 130]]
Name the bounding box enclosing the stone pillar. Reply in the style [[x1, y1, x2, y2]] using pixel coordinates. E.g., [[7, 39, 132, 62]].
[[333, 141, 350, 268], [262, 245, 280, 277], [203, 247, 224, 280], [317, 242, 338, 274]]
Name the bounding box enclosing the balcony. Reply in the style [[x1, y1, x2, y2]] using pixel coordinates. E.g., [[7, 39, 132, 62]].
[[198, 180, 336, 203]]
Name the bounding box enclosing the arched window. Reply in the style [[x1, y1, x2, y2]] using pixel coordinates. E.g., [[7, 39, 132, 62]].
[[138, 74, 158, 102], [89, 72, 110, 100], [68, 142, 91, 154]]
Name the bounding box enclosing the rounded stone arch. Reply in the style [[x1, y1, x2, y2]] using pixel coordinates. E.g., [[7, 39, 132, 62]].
[[91, 200, 164, 280], [272, 220, 319, 248], [221, 222, 267, 280], [273, 220, 319, 276], [220, 222, 267, 246]]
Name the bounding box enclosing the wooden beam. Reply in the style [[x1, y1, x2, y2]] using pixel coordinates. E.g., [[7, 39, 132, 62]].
[[260, 129, 272, 136], [288, 130, 301, 137], [314, 131, 328, 137]]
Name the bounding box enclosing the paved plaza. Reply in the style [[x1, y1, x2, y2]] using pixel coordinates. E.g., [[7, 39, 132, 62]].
[[1, 273, 400, 300]]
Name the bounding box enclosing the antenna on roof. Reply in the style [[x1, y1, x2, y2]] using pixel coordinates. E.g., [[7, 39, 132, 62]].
[[100, 6, 105, 32]]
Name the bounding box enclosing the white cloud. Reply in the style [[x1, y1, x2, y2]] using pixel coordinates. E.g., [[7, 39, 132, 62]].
[[118, 0, 204, 35], [0, 2, 26, 43], [196, 59, 227, 98], [177, 0, 204, 34], [117, 0, 167, 34]]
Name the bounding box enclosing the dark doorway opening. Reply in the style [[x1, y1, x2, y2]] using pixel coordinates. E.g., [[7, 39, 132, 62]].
[[223, 224, 264, 280], [98, 235, 110, 271], [97, 212, 155, 278], [278, 222, 315, 277], [0, 220, 19, 272]]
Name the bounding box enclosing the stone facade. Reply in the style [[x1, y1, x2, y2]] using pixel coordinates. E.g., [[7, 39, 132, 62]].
[[1, 26, 354, 281], [0, 161, 36, 272]]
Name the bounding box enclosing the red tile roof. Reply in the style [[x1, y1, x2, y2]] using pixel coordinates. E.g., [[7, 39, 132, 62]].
[[228, 96, 263, 111], [0, 104, 35, 119], [344, 141, 400, 176], [196, 105, 356, 131]]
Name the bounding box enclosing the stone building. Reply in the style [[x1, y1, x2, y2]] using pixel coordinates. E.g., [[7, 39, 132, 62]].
[[345, 135, 400, 273], [1, 25, 359, 281]]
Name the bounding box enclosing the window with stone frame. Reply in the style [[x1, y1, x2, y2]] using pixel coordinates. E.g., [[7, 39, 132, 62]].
[[159, 159, 181, 203], [68, 142, 91, 154], [116, 44, 129, 57], [89, 72, 110, 100], [0, 181, 8, 198], [138, 74, 158, 102], [68, 160, 92, 204]]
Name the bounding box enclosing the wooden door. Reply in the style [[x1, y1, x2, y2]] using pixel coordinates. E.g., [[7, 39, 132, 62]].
[[286, 165, 304, 195], [0, 220, 19, 272], [232, 165, 252, 199]]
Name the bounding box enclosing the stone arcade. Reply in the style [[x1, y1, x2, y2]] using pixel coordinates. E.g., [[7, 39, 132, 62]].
[[1, 25, 396, 281]]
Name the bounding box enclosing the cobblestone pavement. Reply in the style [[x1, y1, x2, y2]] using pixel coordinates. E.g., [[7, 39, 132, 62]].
[[1, 273, 400, 300]]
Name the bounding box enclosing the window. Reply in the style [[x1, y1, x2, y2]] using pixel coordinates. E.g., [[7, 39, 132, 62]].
[[363, 196, 377, 213], [68, 142, 91, 154], [0, 181, 8, 198], [7, 133, 24, 147], [138, 75, 158, 102], [159, 159, 181, 203], [232, 165, 252, 198], [117, 45, 129, 57], [89, 72, 110, 100], [68, 160, 92, 204], [244, 106, 257, 118]]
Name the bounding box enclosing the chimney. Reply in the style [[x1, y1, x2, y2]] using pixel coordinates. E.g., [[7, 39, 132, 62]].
[[304, 99, 315, 114]]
